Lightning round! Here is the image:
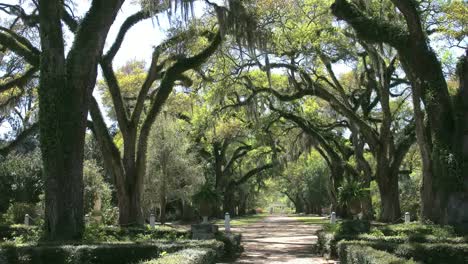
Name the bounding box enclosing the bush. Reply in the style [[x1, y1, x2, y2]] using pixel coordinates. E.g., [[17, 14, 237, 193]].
[[215, 232, 242, 259], [338, 240, 468, 264], [2, 203, 38, 225], [82, 225, 190, 243], [0, 240, 224, 264], [0, 224, 40, 242], [356, 234, 468, 244], [338, 245, 416, 264], [140, 248, 220, 264], [374, 223, 456, 237], [316, 220, 370, 257], [394, 243, 468, 264]]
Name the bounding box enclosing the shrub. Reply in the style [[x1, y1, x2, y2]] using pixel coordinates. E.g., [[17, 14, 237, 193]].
[[82, 225, 190, 243], [316, 220, 370, 257], [2, 203, 38, 225], [338, 245, 416, 264], [0, 240, 224, 264], [0, 224, 43, 244], [140, 248, 219, 264], [338, 240, 468, 264], [394, 243, 468, 264], [215, 232, 242, 259], [374, 223, 456, 237], [356, 234, 468, 244]]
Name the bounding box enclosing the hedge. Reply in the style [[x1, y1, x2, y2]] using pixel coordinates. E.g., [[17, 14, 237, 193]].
[[139, 248, 220, 264], [316, 220, 370, 258], [338, 240, 468, 264], [338, 245, 417, 264], [83, 225, 190, 242], [356, 234, 468, 244], [373, 223, 456, 237], [0, 225, 38, 241], [317, 221, 467, 259], [394, 242, 468, 264], [0, 240, 224, 264], [214, 232, 243, 259]]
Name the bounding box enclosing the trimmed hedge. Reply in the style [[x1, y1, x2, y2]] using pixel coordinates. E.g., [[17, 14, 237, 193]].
[[338, 245, 417, 264], [316, 220, 370, 258], [139, 248, 219, 264], [338, 240, 468, 264], [0, 225, 38, 241], [317, 221, 467, 259], [83, 225, 190, 242], [373, 223, 456, 237], [395, 242, 468, 264], [356, 234, 468, 244], [0, 240, 224, 264], [215, 232, 243, 259]]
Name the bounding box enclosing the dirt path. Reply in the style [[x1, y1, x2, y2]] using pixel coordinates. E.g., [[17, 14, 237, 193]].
[[226, 216, 336, 264]]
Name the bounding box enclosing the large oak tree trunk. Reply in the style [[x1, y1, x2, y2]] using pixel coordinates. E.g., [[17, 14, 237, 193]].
[[376, 168, 401, 222], [223, 189, 236, 216], [118, 185, 143, 226], [38, 0, 123, 240]]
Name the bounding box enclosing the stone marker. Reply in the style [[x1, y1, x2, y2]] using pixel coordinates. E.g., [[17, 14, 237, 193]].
[[330, 212, 336, 224], [24, 214, 29, 226], [225, 212, 231, 233], [405, 212, 410, 224], [150, 213, 156, 228]]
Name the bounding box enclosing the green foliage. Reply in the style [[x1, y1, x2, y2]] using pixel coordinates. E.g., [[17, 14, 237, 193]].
[[83, 160, 116, 226], [316, 220, 370, 257], [140, 248, 219, 264], [144, 114, 204, 218], [338, 245, 416, 264], [0, 225, 42, 244], [82, 226, 190, 243], [0, 150, 43, 217], [394, 242, 468, 264], [338, 179, 369, 208], [374, 223, 456, 238], [2, 202, 38, 225], [278, 149, 330, 213]]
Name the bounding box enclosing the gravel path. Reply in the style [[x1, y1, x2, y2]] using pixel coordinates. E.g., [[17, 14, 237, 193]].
[[225, 216, 337, 264]]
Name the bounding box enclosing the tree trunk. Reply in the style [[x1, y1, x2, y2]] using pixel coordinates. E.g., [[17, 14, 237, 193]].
[[239, 195, 247, 216], [160, 162, 167, 225], [223, 189, 236, 216], [377, 169, 401, 222], [38, 0, 124, 240], [296, 195, 305, 214]]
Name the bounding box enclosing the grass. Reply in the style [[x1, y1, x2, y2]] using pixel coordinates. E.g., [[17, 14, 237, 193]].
[[213, 214, 267, 226], [288, 215, 329, 225]]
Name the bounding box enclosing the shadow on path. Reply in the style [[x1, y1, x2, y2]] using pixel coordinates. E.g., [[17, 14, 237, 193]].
[[222, 216, 337, 264]]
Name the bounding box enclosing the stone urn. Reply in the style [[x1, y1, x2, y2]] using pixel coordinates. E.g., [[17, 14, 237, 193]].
[[199, 200, 211, 223], [348, 199, 362, 215]]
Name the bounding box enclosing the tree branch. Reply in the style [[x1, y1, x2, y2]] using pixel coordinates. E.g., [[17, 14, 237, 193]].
[[0, 123, 38, 156], [231, 163, 274, 186], [0, 67, 38, 92]]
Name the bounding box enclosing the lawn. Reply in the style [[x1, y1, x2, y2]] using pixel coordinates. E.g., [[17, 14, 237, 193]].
[[288, 215, 329, 225], [213, 214, 268, 226]]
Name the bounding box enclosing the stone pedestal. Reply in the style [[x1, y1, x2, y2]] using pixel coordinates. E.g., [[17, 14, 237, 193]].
[[191, 224, 218, 240]]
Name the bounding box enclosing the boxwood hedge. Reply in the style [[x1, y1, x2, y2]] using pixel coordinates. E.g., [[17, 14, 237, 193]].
[[338, 244, 417, 264]]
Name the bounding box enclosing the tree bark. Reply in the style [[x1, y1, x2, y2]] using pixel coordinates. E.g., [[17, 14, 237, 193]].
[[376, 163, 401, 222], [223, 188, 236, 216], [38, 0, 123, 240]]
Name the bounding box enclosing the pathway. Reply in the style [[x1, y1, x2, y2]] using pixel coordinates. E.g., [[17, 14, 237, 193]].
[[227, 216, 336, 264]]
